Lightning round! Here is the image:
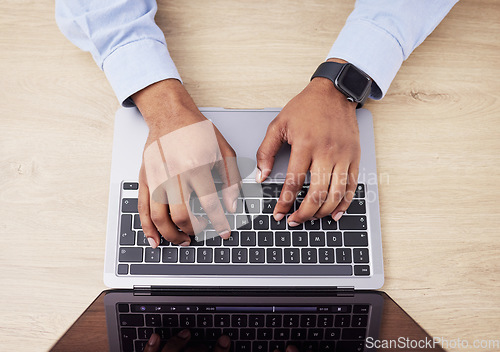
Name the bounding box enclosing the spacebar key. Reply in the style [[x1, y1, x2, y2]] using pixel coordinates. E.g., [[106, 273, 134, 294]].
[[130, 264, 352, 276]]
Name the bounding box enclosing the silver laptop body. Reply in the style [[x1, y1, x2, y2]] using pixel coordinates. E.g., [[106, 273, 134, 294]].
[[104, 108, 383, 289]]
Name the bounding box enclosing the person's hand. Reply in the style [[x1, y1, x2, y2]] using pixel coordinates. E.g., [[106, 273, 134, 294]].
[[143, 330, 231, 352], [256, 59, 360, 225], [133, 79, 241, 247]]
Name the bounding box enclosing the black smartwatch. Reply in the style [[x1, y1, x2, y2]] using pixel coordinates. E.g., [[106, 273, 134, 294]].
[[311, 61, 372, 108]]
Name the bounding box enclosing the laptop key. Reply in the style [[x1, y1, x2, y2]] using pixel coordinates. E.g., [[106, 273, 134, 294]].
[[270, 217, 286, 230], [205, 231, 220, 246], [258, 231, 273, 246], [300, 315, 316, 327], [284, 248, 300, 263], [179, 248, 195, 263], [266, 315, 282, 327], [321, 217, 337, 230], [341, 327, 366, 340], [214, 248, 230, 263], [257, 328, 272, 339], [145, 314, 161, 327], [339, 216, 367, 230], [245, 199, 260, 214], [288, 220, 304, 230], [120, 214, 132, 231], [353, 248, 369, 263], [119, 247, 143, 262], [123, 182, 139, 190], [249, 248, 265, 263], [324, 328, 341, 340], [121, 198, 138, 213], [335, 315, 351, 327], [235, 341, 251, 351], [249, 315, 265, 327], [180, 314, 196, 327], [353, 305, 370, 314], [117, 264, 128, 275], [354, 265, 371, 276], [292, 232, 308, 246], [232, 315, 247, 328], [262, 199, 277, 213], [145, 248, 160, 262], [232, 248, 248, 263], [274, 328, 290, 340], [162, 248, 178, 263], [319, 248, 334, 263], [223, 232, 239, 246], [318, 315, 334, 327], [305, 219, 320, 230], [337, 341, 365, 352], [309, 232, 325, 246], [291, 328, 307, 340], [301, 248, 317, 263], [136, 231, 149, 246], [215, 315, 231, 327], [253, 215, 269, 230], [138, 327, 153, 340], [347, 199, 366, 214], [241, 231, 256, 246], [354, 184, 365, 198], [240, 328, 256, 340], [267, 248, 283, 263], [352, 315, 368, 327], [308, 328, 324, 340], [344, 232, 369, 246], [133, 214, 142, 229], [275, 231, 291, 246], [119, 314, 144, 327], [197, 248, 213, 263], [336, 248, 352, 263], [236, 215, 252, 230], [284, 315, 299, 327], [190, 233, 205, 246], [326, 232, 342, 246]]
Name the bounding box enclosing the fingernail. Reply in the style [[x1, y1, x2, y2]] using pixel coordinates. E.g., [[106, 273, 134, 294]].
[[288, 221, 300, 227], [148, 333, 158, 346], [217, 335, 230, 348], [255, 169, 262, 183], [220, 230, 231, 239], [311, 217, 318, 221], [147, 237, 157, 248], [180, 241, 190, 247], [232, 199, 238, 213], [332, 211, 343, 222], [274, 213, 285, 221], [178, 329, 190, 339]]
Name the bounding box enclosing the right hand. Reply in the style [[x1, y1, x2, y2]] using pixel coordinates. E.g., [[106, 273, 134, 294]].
[[143, 330, 230, 352], [133, 79, 241, 247]]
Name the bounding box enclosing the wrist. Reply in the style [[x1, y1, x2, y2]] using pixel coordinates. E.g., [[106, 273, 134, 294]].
[[308, 77, 357, 110], [132, 79, 199, 129]]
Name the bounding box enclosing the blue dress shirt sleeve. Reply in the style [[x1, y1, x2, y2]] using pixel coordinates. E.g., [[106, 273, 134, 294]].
[[55, 0, 181, 106], [328, 0, 459, 99]]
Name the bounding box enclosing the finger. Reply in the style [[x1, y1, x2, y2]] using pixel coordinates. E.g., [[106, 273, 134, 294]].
[[189, 166, 231, 238], [213, 335, 231, 352], [273, 145, 311, 222], [215, 142, 241, 213], [138, 165, 161, 248], [332, 163, 359, 221], [162, 329, 191, 352], [143, 333, 161, 352], [289, 160, 332, 223], [165, 175, 206, 240], [286, 344, 300, 352], [313, 162, 349, 219], [143, 140, 169, 203], [256, 119, 285, 183]]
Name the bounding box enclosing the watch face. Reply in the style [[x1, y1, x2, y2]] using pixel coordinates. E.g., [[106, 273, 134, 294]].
[[337, 64, 371, 101]]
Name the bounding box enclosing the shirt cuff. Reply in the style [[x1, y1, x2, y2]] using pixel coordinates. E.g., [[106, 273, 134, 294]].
[[102, 39, 182, 107], [327, 19, 404, 100]]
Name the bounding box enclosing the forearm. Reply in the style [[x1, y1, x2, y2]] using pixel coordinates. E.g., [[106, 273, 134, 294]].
[[329, 0, 459, 99], [55, 0, 181, 106]]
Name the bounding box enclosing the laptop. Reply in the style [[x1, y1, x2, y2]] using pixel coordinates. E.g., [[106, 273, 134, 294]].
[[50, 289, 445, 351], [50, 108, 446, 351], [104, 107, 384, 289]]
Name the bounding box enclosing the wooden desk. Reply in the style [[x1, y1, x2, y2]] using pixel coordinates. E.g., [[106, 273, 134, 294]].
[[1, 0, 499, 350]]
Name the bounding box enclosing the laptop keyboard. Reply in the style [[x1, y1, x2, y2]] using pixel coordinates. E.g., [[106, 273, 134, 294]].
[[117, 182, 370, 277], [117, 302, 370, 352]]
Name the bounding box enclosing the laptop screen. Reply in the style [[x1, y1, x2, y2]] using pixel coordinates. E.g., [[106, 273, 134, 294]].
[[50, 290, 444, 352]]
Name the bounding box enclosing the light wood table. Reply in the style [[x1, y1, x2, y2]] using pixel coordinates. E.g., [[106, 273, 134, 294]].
[[1, 1, 499, 350]]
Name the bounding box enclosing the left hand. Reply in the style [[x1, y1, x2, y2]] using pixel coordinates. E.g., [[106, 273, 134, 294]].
[[256, 63, 361, 224]]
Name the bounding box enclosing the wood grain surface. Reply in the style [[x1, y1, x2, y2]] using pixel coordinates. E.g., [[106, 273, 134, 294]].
[[0, 0, 499, 350]]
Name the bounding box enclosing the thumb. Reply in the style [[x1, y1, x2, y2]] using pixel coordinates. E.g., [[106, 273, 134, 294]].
[[256, 120, 285, 183]]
